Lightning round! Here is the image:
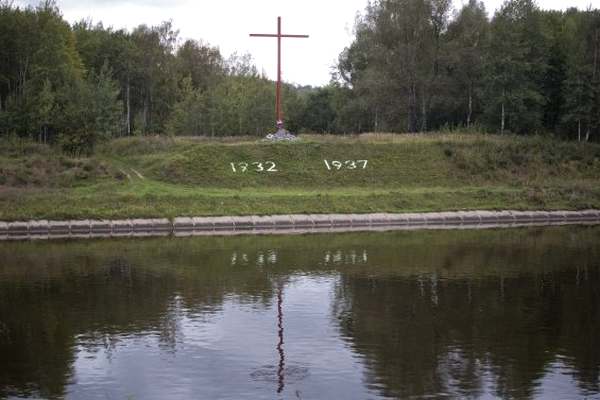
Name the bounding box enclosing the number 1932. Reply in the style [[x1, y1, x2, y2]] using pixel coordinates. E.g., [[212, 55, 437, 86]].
[[230, 161, 278, 173], [324, 159, 368, 170]]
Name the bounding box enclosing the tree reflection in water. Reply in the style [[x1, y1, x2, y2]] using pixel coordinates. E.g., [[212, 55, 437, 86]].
[[332, 257, 600, 398], [0, 226, 598, 399]]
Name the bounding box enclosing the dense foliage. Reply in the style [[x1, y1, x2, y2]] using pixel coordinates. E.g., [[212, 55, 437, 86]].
[[0, 1, 305, 152], [0, 0, 599, 153], [337, 0, 600, 140]]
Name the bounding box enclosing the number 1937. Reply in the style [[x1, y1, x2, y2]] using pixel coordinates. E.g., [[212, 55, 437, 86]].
[[324, 160, 368, 170]]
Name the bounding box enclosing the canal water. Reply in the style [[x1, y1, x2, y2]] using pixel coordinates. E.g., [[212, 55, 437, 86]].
[[0, 226, 599, 399]]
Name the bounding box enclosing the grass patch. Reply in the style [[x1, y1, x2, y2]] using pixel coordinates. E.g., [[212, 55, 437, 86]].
[[1, 133, 600, 220]]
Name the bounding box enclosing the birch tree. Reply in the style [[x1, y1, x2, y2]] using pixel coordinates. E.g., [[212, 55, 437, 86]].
[[445, 0, 488, 128]]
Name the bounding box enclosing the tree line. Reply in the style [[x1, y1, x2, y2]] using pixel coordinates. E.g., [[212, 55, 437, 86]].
[[335, 0, 600, 140], [0, 1, 308, 153], [0, 0, 599, 153]]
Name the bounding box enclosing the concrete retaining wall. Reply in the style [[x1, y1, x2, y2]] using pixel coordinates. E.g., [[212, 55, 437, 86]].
[[1, 210, 599, 241]]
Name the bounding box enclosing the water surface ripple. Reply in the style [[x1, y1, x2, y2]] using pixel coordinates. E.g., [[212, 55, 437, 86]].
[[0, 227, 599, 399]]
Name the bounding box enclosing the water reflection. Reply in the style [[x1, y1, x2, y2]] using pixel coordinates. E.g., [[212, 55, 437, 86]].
[[276, 284, 285, 394], [332, 255, 600, 397], [230, 248, 369, 268], [0, 227, 598, 399]]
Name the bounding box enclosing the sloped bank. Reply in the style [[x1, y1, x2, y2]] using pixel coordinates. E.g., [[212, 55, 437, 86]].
[[1, 210, 599, 241], [2, 134, 600, 221]]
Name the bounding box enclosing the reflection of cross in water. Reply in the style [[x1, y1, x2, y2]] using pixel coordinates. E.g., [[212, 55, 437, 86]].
[[250, 279, 308, 395], [276, 283, 285, 394]]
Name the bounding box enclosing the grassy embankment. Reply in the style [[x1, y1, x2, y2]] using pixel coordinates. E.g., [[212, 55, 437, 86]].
[[1, 133, 600, 220]]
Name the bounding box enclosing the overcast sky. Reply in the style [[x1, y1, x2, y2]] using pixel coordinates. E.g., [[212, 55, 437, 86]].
[[14, 0, 600, 86]]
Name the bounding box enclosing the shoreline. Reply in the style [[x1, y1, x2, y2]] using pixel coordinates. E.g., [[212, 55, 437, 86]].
[[1, 210, 599, 241]]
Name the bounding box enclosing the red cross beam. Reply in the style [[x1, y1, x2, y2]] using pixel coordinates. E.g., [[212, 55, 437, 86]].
[[250, 16, 309, 127]]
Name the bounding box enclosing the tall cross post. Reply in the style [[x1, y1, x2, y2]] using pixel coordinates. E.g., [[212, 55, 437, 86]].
[[250, 17, 309, 127]]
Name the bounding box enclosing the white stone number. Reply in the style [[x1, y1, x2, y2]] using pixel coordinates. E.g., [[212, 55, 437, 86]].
[[230, 161, 278, 173], [324, 160, 368, 170], [253, 162, 264, 172]]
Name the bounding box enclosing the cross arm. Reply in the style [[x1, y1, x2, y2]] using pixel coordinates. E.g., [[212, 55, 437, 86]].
[[249, 34, 309, 38]]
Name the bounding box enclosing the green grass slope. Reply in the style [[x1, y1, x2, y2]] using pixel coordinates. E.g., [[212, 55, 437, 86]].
[[1, 133, 600, 220], [106, 134, 600, 187]]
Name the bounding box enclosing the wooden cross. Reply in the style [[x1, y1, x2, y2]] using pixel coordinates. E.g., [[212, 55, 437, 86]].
[[250, 17, 309, 127]]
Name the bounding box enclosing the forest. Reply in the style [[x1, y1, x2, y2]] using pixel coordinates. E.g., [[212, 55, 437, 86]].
[[0, 0, 599, 153]]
